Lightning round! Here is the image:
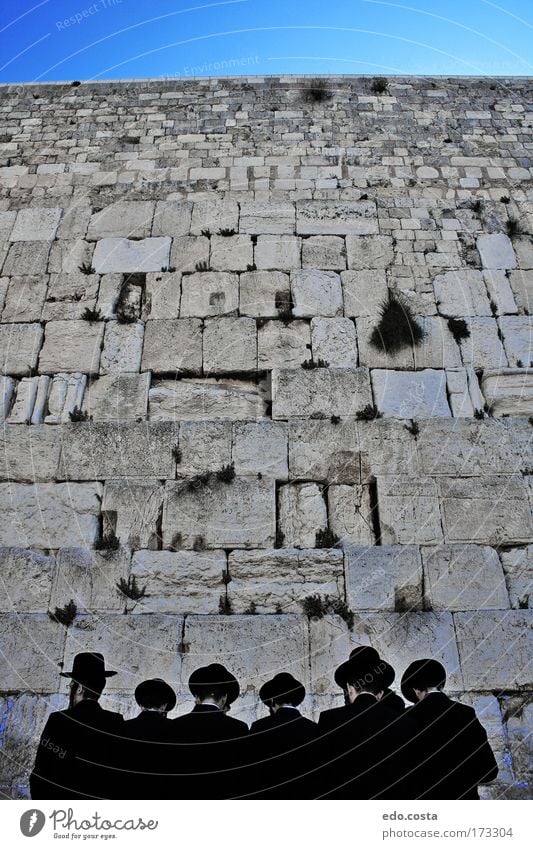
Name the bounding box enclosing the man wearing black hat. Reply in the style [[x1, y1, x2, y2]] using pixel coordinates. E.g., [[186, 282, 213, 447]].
[[400, 659, 498, 799], [348, 646, 406, 714], [29, 653, 124, 799], [120, 678, 176, 800], [245, 672, 318, 798], [315, 652, 418, 798], [170, 664, 249, 799]]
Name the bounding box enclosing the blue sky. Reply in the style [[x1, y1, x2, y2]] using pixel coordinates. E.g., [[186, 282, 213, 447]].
[[0, 0, 532, 83]]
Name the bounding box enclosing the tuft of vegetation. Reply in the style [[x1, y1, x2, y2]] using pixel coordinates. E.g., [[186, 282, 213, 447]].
[[310, 411, 327, 419], [505, 217, 522, 239], [490, 299, 499, 317], [78, 263, 95, 275], [160, 266, 176, 273], [201, 229, 212, 238], [301, 594, 354, 628], [516, 359, 523, 368], [186, 472, 212, 491], [71, 80, 81, 87], [193, 535, 206, 551], [215, 462, 236, 483], [246, 263, 257, 272], [95, 531, 120, 550], [69, 407, 92, 422], [469, 198, 483, 215], [447, 317, 470, 343], [301, 358, 329, 369], [304, 79, 332, 103], [221, 568, 232, 586], [356, 404, 382, 421], [473, 408, 485, 419], [49, 600, 77, 627], [369, 290, 425, 354], [275, 289, 294, 324], [274, 603, 283, 614], [275, 528, 285, 548], [404, 419, 420, 437], [116, 575, 147, 601], [81, 306, 101, 322], [244, 601, 258, 615], [371, 77, 389, 95], [315, 527, 341, 549], [331, 414, 341, 424], [195, 260, 209, 272], [218, 228, 236, 237], [329, 597, 355, 629], [172, 446, 182, 463], [500, 196, 510, 204], [218, 595, 233, 615], [121, 136, 140, 145]]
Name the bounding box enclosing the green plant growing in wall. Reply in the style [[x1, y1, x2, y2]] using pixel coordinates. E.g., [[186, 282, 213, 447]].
[[315, 527, 341, 549], [304, 79, 332, 103], [301, 358, 330, 369], [447, 317, 470, 343], [68, 407, 92, 422], [369, 290, 425, 354], [218, 228, 236, 236], [116, 575, 147, 601], [218, 595, 233, 615], [356, 404, 382, 421], [201, 229, 212, 238], [195, 260, 209, 272], [216, 462, 236, 483], [95, 531, 120, 550], [371, 77, 389, 94], [404, 419, 420, 437], [78, 263, 95, 275], [300, 594, 354, 628], [81, 307, 101, 322], [505, 217, 522, 239], [49, 600, 77, 627]]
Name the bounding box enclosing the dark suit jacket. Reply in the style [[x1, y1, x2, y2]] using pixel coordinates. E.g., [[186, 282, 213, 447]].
[[29, 700, 124, 800], [315, 694, 418, 799], [408, 692, 498, 799], [244, 707, 319, 799], [119, 712, 175, 800], [170, 704, 249, 799]]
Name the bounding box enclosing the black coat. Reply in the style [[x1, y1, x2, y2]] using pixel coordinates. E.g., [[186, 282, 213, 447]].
[[119, 712, 175, 800], [315, 694, 419, 799], [170, 704, 249, 799], [29, 700, 124, 800], [244, 707, 319, 799], [408, 692, 498, 799]]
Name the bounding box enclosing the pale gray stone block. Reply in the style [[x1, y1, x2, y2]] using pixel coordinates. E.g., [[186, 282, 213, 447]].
[[257, 319, 311, 369], [232, 420, 288, 479], [296, 200, 379, 235], [10, 207, 62, 241], [514, 235, 533, 270], [433, 269, 492, 316], [141, 318, 202, 373], [499, 316, 532, 366], [345, 235, 394, 270], [454, 610, 532, 690], [169, 235, 210, 273], [190, 198, 239, 234], [459, 317, 508, 369], [163, 477, 275, 549], [499, 546, 532, 609], [102, 479, 163, 549], [87, 201, 154, 240], [149, 377, 267, 420], [345, 545, 423, 611], [0, 614, 65, 691], [92, 237, 170, 273], [47, 239, 93, 274], [0, 547, 55, 612], [422, 544, 509, 611], [0, 375, 16, 422], [239, 270, 291, 317], [180, 271, 238, 317], [504, 698, 533, 789], [484, 270, 518, 315], [416, 418, 522, 476], [95, 273, 123, 318], [372, 369, 451, 418], [357, 315, 416, 368], [5, 377, 39, 424], [210, 235, 253, 271], [477, 233, 517, 270], [203, 316, 257, 373], [446, 368, 475, 417], [302, 235, 347, 270], [377, 475, 443, 545], [0, 693, 66, 788], [177, 420, 232, 477], [328, 484, 374, 546], [239, 201, 295, 234], [272, 367, 372, 418], [0, 211, 17, 241], [56, 205, 92, 240], [439, 475, 533, 545], [38, 319, 104, 375], [508, 270, 533, 314], [45, 372, 87, 424], [342, 270, 388, 318], [255, 235, 301, 270], [100, 320, 144, 374], [0, 424, 61, 482], [413, 317, 462, 369], [482, 369, 533, 416], [278, 482, 328, 548], [2, 242, 51, 276], [151, 200, 193, 237], [51, 547, 130, 613], [42, 272, 99, 321], [143, 272, 181, 319], [130, 549, 226, 614], [310, 317, 358, 367], [228, 548, 344, 613], [291, 270, 343, 317], [288, 418, 363, 484], [1, 276, 47, 323], [0, 323, 43, 376]]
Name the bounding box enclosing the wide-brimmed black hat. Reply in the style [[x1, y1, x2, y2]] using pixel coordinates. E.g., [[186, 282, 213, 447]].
[[400, 659, 446, 704], [135, 678, 177, 712], [60, 652, 117, 684], [335, 655, 389, 692], [188, 663, 240, 705], [259, 673, 306, 706]]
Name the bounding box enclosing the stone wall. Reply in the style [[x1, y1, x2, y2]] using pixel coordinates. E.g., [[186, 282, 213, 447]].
[[0, 75, 531, 799]]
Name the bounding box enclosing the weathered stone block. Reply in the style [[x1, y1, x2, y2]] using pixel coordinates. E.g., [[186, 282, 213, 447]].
[[484, 270, 518, 315], [81, 373, 149, 422], [413, 317, 462, 369], [42, 272, 99, 321], [454, 611, 532, 690], [328, 485, 374, 546], [291, 270, 343, 317], [0, 547, 55, 612], [514, 236, 533, 271], [372, 369, 451, 418], [296, 201, 379, 235], [342, 270, 388, 318], [0, 322, 43, 376], [100, 320, 144, 374], [302, 236, 346, 270], [0, 614, 65, 691], [357, 418, 420, 477], [433, 270, 492, 317], [149, 377, 267, 420], [345, 235, 394, 270], [87, 202, 154, 240], [176, 420, 231, 476], [38, 319, 104, 375], [130, 549, 226, 613], [345, 545, 423, 611], [170, 235, 210, 273], [439, 476, 533, 545], [239, 270, 290, 317], [417, 419, 521, 476], [499, 317, 532, 366], [141, 318, 202, 373], [239, 201, 295, 234], [10, 207, 62, 241], [477, 234, 517, 270], [288, 419, 362, 484], [377, 476, 443, 545], [481, 369, 533, 416], [232, 420, 288, 479], [422, 544, 509, 611], [255, 236, 301, 270], [203, 316, 257, 373], [2, 242, 51, 276], [356, 316, 416, 369], [257, 319, 311, 369], [92, 237, 170, 273], [190, 199, 239, 234], [0, 693, 66, 788], [210, 235, 253, 271], [0, 424, 61, 482], [278, 482, 328, 548], [1, 276, 47, 323], [508, 270, 533, 314], [102, 479, 163, 549], [143, 272, 181, 319], [51, 547, 130, 613], [152, 200, 193, 237], [272, 367, 372, 418], [499, 546, 532, 609], [163, 477, 275, 549], [310, 317, 358, 367], [228, 548, 344, 613], [180, 272, 238, 317], [459, 317, 508, 369]]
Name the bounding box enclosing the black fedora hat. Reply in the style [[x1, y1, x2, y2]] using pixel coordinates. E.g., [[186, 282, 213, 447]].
[[335, 655, 388, 692], [135, 678, 177, 712], [259, 673, 306, 707], [335, 645, 382, 689], [188, 663, 240, 705], [400, 659, 446, 704], [60, 652, 117, 683]]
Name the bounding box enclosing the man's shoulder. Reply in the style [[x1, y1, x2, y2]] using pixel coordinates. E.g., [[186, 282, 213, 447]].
[[250, 716, 272, 733], [224, 714, 249, 734], [318, 705, 347, 728]]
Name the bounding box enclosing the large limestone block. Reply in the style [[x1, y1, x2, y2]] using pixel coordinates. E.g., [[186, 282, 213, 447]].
[[422, 544, 509, 611], [445, 368, 475, 418], [302, 236, 346, 270], [483, 270, 518, 316], [180, 272, 238, 317], [228, 548, 344, 613], [345, 545, 423, 611], [459, 317, 508, 369], [163, 477, 275, 549], [177, 420, 231, 476], [38, 319, 104, 375], [0, 547, 55, 612], [47, 239, 93, 275], [0, 482, 102, 549], [288, 419, 362, 484], [10, 207, 62, 241], [342, 270, 388, 318], [310, 317, 358, 367], [499, 547, 532, 609], [357, 418, 420, 477], [439, 476, 533, 545], [372, 369, 451, 418], [454, 611, 532, 690], [0, 614, 65, 691], [477, 234, 517, 270], [1, 275, 47, 323], [2, 242, 51, 276], [377, 476, 443, 545], [0, 322, 43, 376], [100, 320, 144, 374], [181, 615, 309, 696], [141, 318, 202, 373], [356, 316, 416, 369], [278, 482, 328, 548], [130, 549, 226, 614], [170, 236, 210, 273], [210, 235, 253, 271], [272, 367, 372, 418], [345, 235, 394, 270], [143, 271, 181, 319], [257, 319, 311, 369], [82, 373, 150, 421], [87, 202, 154, 239], [296, 201, 379, 235], [505, 699, 533, 790], [499, 317, 532, 366], [232, 420, 288, 479], [239, 201, 295, 234], [0, 424, 61, 482], [328, 485, 374, 546], [508, 270, 533, 314], [190, 198, 239, 234], [481, 369, 533, 416], [255, 236, 301, 270], [152, 200, 193, 237], [58, 422, 176, 479], [291, 270, 343, 317], [416, 419, 522, 477], [102, 479, 163, 549], [92, 237, 171, 273], [514, 236, 533, 271], [149, 377, 267, 420], [42, 272, 99, 321], [309, 612, 462, 695], [433, 270, 492, 317], [44, 372, 87, 424], [203, 316, 257, 373], [413, 317, 462, 369], [64, 614, 183, 692], [239, 270, 291, 317], [51, 547, 130, 613], [0, 693, 66, 789]]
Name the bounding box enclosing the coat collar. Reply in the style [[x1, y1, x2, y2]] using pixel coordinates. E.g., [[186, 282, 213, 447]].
[[191, 703, 223, 714]]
